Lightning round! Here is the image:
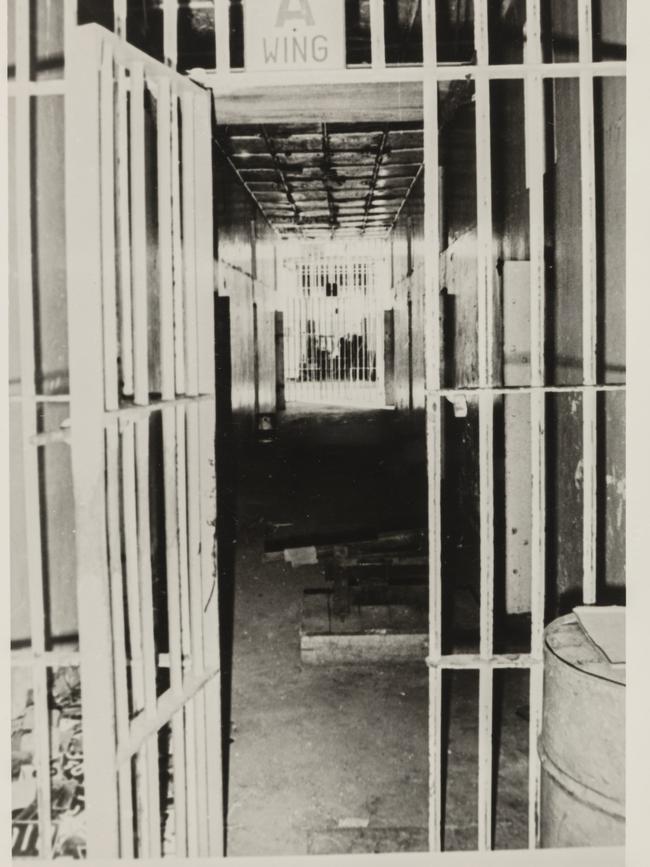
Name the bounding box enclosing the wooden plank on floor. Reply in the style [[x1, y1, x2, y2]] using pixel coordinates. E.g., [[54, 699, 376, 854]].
[[308, 826, 428, 855], [300, 633, 428, 665]]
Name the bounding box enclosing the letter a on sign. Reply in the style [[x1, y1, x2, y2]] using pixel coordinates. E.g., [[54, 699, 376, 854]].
[[244, 0, 344, 71], [276, 0, 315, 27]]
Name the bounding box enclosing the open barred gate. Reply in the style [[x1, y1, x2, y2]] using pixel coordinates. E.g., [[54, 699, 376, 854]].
[[66, 26, 222, 859], [10, 17, 222, 859]]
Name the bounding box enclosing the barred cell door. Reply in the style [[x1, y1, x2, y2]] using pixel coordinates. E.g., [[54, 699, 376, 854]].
[[283, 245, 388, 408], [64, 24, 222, 858]]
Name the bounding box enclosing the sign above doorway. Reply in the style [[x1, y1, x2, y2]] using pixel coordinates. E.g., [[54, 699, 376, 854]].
[[243, 0, 345, 72]]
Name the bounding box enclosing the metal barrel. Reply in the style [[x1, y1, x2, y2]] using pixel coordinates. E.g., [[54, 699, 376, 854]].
[[539, 613, 625, 847]]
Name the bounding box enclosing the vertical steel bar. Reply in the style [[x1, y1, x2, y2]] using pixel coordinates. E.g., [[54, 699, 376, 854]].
[[478, 387, 495, 854], [184, 699, 200, 857], [121, 422, 149, 853], [422, 0, 442, 851], [171, 89, 186, 395], [134, 417, 162, 858], [100, 43, 120, 412], [474, 0, 490, 66], [176, 405, 193, 674], [525, 0, 543, 66], [181, 93, 200, 397], [215, 0, 232, 72], [117, 64, 135, 398], [129, 62, 149, 406], [195, 92, 216, 396], [476, 76, 495, 387], [121, 420, 145, 715], [203, 676, 224, 855], [193, 687, 211, 856], [65, 25, 120, 857], [578, 0, 598, 604], [115, 0, 128, 40], [524, 0, 546, 839], [105, 422, 134, 857], [133, 749, 149, 856], [163, 0, 178, 69], [475, 1, 495, 844], [199, 397, 223, 856], [582, 388, 598, 604], [162, 406, 188, 855], [186, 402, 205, 677], [158, 78, 176, 401], [14, 0, 54, 855]]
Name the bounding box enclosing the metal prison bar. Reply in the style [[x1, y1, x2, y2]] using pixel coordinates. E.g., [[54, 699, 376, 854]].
[[421, 0, 626, 853], [8, 17, 220, 858]]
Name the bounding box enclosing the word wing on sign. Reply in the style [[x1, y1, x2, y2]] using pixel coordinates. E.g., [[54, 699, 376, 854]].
[[243, 0, 346, 72]]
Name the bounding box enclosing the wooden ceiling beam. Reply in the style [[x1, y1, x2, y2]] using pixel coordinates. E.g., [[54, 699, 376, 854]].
[[362, 127, 390, 234], [259, 125, 302, 226], [321, 122, 339, 235]]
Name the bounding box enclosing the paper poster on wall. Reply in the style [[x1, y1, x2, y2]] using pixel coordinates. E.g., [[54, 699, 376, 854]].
[[243, 0, 345, 72]]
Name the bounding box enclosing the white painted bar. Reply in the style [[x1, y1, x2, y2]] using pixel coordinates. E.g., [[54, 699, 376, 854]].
[[117, 64, 135, 398], [121, 420, 146, 714], [474, 0, 490, 67], [525, 0, 543, 67], [105, 422, 134, 857], [578, 0, 594, 65], [428, 653, 537, 670], [186, 401, 206, 676], [204, 676, 225, 855], [582, 389, 598, 603], [435, 383, 625, 397], [176, 405, 193, 674], [195, 91, 216, 396], [100, 44, 120, 411], [129, 63, 150, 405], [164, 0, 178, 69], [475, 9, 496, 846], [477, 391, 495, 851], [197, 59, 626, 97], [115, 0, 128, 40], [578, 1, 598, 605], [171, 707, 189, 856], [528, 661, 544, 848], [370, 0, 387, 69], [199, 398, 224, 856], [135, 416, 162, 858], [181, 93, 200, 396], [162, 406, 188, 856], [525, 32, 547, 843], [163, 409, 183, 697], [118, 665, 221, 765], [11, 650, 81, 668], [421, 0, 442, 851], [65, 26, 120, 856], [14, 0, 55, 854], [476, 74, 495, 388], [158, 78, 176, 401], [193, 686, 211, 855], [184, 699, 200, 857], [529, 387, 546, 849], [215, 0, 232, 72], [171, 89, 187, 394]]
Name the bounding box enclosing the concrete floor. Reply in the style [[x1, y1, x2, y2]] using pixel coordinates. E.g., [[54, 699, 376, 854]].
[[222, 408, 529, 856]]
